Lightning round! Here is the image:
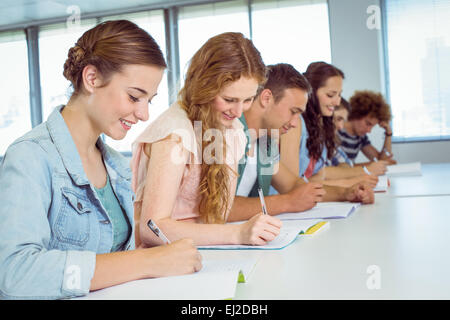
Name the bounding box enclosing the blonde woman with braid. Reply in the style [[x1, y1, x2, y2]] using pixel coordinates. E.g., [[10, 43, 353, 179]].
[[132, 32, 282, 247]]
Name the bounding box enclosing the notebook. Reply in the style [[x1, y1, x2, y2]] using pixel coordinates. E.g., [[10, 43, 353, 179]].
[[74, 259, 247, 300], [374, 175, 389, 192], [386, 162, 422, 177], [276, 202, 360, 220], [198, 219, 326, 250]]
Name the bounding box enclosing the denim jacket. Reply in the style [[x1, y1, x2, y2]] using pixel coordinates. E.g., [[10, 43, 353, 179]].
[[0, 105, 135, 299]]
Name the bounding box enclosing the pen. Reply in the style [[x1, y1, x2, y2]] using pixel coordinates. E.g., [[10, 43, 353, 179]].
[[147, 219, 171, 244], [257, 188, 268, 215], [349, 160, 354, 168], [363, 166, 371, 175], [302, 175, 309, 183]]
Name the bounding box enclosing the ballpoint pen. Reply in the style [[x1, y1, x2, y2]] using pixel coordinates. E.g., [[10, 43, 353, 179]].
[[257, 188, 268, 215], [363, 166, 371, 175], [147, 219, 171, 244]]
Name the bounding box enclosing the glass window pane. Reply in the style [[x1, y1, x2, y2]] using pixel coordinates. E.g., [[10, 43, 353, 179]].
[[385, 0, 450, 140], [178, 0, 250, 81], [251, 0, 331, 73], [100, 10, 168, 152], [0, 31, 31, 155], [39, 19, 97, 122]]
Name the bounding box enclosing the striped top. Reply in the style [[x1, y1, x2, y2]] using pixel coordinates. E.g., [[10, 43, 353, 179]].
[[326, 146, 353, 167], [337, 128, 371, 161]]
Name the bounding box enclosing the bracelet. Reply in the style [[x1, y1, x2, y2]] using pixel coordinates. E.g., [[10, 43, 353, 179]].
[[385, 132, 393, 137]]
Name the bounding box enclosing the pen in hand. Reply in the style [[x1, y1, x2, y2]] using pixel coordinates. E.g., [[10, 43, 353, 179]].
[[147, 219, 171, 244], [257, 188, 268, 215]]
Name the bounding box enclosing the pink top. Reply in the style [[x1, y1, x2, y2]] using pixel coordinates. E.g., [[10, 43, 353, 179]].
[[131, 103, 247, 222]]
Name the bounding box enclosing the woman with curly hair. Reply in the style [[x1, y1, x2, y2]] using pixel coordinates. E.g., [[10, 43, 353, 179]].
[[132, 32, 282, 247]]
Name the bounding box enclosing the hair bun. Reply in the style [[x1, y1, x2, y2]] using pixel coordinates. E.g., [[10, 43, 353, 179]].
[[63, 44, 87, 82]]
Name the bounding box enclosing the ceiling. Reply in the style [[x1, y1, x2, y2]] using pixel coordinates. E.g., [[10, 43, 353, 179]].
[[0, 0, 217, 31]]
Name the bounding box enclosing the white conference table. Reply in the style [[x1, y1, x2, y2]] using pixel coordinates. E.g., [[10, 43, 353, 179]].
[[383, 162, 450, 198], [202, 162, 450, 299]]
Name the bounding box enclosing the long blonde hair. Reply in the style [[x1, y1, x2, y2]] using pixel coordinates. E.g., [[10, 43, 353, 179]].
[[178, 32, 266, 223]]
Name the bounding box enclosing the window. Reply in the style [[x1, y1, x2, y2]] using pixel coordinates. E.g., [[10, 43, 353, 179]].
[[100, 11, 168, 153], [0, 30, 31, 155], [251, 0, 331, 73], [384, 0, 450, 140], [39, 19, 97, 122], [178, 0, 250, 81]]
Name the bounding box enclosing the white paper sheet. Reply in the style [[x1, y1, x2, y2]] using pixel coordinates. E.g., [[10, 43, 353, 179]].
[[276, 202, 360, 220]]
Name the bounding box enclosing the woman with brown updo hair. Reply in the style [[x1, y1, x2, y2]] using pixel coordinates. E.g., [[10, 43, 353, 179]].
[[132, 32, 282, 247], [0, 20, 201, 299]]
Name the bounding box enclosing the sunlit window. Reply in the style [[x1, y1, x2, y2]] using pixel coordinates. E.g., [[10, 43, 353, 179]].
[[178, 0, 250, 82], [385, 0, 450, 140], [251, 0, 331, 73], [0, 31, 31, 155]]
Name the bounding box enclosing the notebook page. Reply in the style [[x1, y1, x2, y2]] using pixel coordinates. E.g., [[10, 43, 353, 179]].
[[276, 202, 360, 220], [198, 219, 323, 250], [386, 162, 422, 177], [374, 175, 389, 192], [74, 260, 239, 300]]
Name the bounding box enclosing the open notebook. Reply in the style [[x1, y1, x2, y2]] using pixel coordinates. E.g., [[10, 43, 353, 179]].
[[276, 202, 361, 220], [73, 258, 259, 300], [386, 162, 422, 177], [198, 219, 327, 250]]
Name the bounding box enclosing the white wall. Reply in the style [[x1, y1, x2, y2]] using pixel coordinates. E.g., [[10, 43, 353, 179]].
[[328, 0, 450, 164]]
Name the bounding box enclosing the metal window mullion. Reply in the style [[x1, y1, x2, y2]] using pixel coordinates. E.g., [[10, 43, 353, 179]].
[[25, 26, 43, 127], [164, 7, 180, 105]]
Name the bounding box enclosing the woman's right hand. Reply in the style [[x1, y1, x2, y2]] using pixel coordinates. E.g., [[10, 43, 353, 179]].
[[367, 160, 389, 176], [238, 213, 282, 246], [140, 239, 202, 278]]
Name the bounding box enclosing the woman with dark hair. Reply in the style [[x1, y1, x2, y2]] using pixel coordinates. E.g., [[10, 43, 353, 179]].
[[280, 61, 344, 179], [0, 20, 202, 299], [280, 62, 377, 193]]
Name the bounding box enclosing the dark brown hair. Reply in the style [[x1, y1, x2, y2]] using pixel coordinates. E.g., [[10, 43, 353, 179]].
[[303, 61, 345, 161], [348, 90, 391, 122], [63, 20, 166, 96], [260, 63, 311, 102], [178, 32, 266, 224]]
